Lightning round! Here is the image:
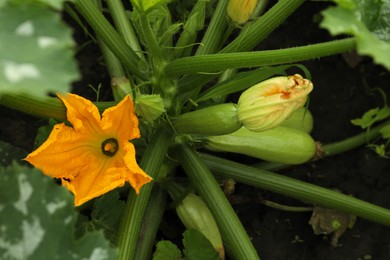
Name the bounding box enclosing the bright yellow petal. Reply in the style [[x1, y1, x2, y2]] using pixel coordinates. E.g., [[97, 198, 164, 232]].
[[101, 95, 140, 141], [122, 142, 152, 193], [25, 123, 101, 179], [57, 93, 103, 136]]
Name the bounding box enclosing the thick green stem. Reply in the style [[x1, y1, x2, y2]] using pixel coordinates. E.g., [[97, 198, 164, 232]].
[[165, 38, 356, 76], [173, 0, 207, 58], [73, 0, 148, 80], [175, 0, 306, 94], [195, 0, 228, 56], [222, 0, 305, 53], [139, 14, 163, 65], [91, 1, 125, 80], [106, 0, 145, 60], [200, 153, 390, 226], [175, 144, 260, 260], [0, 93, 115, 120], [117, 130, 171, 260], [99, 40, 125, 78], [134, 186, 167, 260]]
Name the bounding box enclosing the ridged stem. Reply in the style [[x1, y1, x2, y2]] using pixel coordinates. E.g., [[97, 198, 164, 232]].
[[195, 0, 228, 55], [176, 0, 306, 94], [165, 38, 356, 76], [117, 130, 171, 260], [175, 144, 260, 260], [106, 0, 145, 60], [200, 153, 390, 226], [73, 0, 148, 80], [222, 0, 306, 53], [0, 93, 115, 120], [133, 186, 167, 260]]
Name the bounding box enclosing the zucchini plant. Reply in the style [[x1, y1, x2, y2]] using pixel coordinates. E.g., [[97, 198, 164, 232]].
[[1, 0, 390, 259]]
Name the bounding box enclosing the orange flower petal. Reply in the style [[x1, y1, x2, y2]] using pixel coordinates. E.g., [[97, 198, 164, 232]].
[[57, 93, 103, 136], [26, 93, 150, 206], [62, 156, 128, 206], [122, 142, 152, 193], [63, 142, 151, 206], [101, 95, 140, 140], [25, 123, 100, 179]]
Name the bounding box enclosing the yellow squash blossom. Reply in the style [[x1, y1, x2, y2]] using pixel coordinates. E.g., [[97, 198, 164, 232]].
[[237, 74, 313, 132], [25, 93, 152, 206]]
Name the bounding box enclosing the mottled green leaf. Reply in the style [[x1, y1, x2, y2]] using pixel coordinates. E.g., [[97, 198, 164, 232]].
[[0, 2, 79, 97], [0, 0, 67, 10], [0, 164, 117, 260], [321, 0, 390, 69], [38, 0, 68, 10], [153, 240, 182, 260]]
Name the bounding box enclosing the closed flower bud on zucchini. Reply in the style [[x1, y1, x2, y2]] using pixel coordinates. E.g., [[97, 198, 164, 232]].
[[227, 0, 259, 25], [173, 103, 242, 135], [204, 126, 316, 164], [237, 74, 313, 132], [176, 193, 225, 259], [280, 107, 314, 133]]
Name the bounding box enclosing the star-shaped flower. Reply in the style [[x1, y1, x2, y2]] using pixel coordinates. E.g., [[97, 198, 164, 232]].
[[25, 93, 152, 206]]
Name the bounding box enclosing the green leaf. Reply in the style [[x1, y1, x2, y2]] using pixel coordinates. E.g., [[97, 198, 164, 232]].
[[0, 163, 117, 260], [131, 0, 168, 12], [0, 140, 27, 167], [33, 118, 58, 149], [37, 0, 68, 10], [351, 107, 390, 129], [0, 2, 79, 98], [135, 94, 166, 123], [91, 190, 125, 244], [367, 143, 388, 158], [182, 229, 219, 260], [153, 240, 182, 260], [320, 0, 390, 69], [0, 0, 67, 10], [379, 124, 390, 139], [75, 190, 125, 244]]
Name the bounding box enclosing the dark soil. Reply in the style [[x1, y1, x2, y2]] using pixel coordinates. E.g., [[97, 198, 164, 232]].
[[1, 1, 389, 260]]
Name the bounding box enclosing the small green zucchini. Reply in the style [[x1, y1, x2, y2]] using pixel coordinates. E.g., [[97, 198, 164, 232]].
[[173, 103, 242, 135], [205, 126, 316, 164], [280, 107, 313, 133], [176, 193, 225, 259]]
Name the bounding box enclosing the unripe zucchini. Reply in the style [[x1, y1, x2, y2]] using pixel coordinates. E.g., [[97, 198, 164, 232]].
[[173, 103, 241, 135], [205, 126, 316, 164], [280, 107, 313, 133], [176, 193, 225, 259]]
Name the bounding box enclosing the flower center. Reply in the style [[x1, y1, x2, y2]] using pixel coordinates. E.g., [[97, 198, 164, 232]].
[[101, 138, 119, 157]]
